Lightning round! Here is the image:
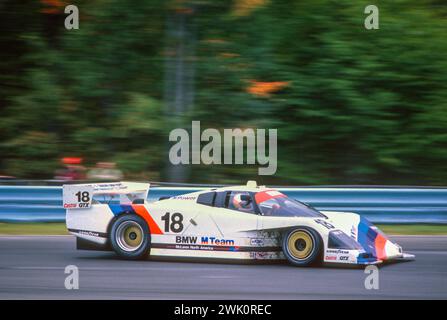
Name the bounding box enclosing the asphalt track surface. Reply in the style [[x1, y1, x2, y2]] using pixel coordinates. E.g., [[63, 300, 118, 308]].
[[0, 235, 445, 299]]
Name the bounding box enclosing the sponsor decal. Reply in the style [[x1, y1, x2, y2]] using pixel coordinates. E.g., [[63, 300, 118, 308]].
[[63, 185, 93, 209], [325, 249, 352, 262], [176, 244, 209, 250], [249, 251, 280, 259], [326, 249, 349, 255], [250, 238, 264, 246], [176, 236, 198, 244], [325, 253, 351, 262], [68, 228, 107, 238], [171, 196, 197, 200], [201, 237, 235, 246], [78, 230, 100, 237], [169, 236, 237, 250]]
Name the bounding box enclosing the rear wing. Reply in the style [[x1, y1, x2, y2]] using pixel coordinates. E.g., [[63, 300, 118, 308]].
[[63, 181, 150, 209]]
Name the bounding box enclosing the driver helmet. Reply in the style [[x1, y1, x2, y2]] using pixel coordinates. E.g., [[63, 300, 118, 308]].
[[232, 193, 251, 209]]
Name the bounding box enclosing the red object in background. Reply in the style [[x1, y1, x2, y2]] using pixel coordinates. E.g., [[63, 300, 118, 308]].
[[40, 0, 66, 14], [55, 157, 86, 180], [62, 157, 83, 165], [247, 80, 289, 97]]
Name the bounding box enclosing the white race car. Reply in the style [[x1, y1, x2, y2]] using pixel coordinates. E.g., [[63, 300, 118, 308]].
[[63, 181, 414, 266]]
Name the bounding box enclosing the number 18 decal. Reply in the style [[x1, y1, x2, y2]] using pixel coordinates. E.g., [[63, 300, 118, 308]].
[[75, 191, 90, 203], [161, 212, 184, 233]]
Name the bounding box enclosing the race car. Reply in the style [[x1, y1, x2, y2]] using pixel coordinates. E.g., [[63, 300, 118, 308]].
[[62, 181, 415, 266]]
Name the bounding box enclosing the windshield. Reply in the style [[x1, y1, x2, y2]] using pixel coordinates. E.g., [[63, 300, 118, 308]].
[[255, 190, 324, 217]]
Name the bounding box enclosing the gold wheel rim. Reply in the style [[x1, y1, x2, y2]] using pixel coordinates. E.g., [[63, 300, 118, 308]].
[[287, 230, 313, 260], [124, 226, 142, 247], [116, 221, 144, 252]]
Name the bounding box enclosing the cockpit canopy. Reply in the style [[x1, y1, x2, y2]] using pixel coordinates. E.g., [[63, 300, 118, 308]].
[[196, 189, 324, 218]]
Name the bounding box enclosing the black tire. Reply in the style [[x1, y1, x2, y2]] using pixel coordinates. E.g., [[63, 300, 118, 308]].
[[110, 214, 151, 260], [282, 227, 322, 267]]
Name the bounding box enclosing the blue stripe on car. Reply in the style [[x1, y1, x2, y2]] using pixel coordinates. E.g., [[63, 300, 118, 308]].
[[108, 204, 134, 215], [357, 217, 380, 262]]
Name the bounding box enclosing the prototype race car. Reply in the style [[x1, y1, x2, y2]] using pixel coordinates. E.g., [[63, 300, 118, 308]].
[[63, 181, 415, 266]]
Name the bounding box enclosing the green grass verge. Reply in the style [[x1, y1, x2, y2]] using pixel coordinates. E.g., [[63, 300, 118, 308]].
[[376, 224, 447, 235], [0, 222, 446, 235], [0, 223, 68, 235]]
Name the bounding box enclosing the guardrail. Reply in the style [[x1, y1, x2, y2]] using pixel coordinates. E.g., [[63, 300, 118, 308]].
[[0, 185, 446, 224]]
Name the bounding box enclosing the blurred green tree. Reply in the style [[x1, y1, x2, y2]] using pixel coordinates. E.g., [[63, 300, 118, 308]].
[[0, 0, 446, 185], [1, 0, 167, 179]]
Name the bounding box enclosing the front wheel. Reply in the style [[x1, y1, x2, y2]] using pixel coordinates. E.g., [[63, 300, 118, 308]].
[[110, 214, 151, 260], [282, 227, 322, 267]]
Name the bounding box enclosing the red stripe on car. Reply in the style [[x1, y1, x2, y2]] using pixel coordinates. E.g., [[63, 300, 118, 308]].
[[131, 204, 163, 235]]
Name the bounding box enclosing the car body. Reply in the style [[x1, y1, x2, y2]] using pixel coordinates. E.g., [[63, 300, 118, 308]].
[[63, 181, 415, 266]]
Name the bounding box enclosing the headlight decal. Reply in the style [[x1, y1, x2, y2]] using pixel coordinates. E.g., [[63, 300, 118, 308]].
[[328, 230, 363, 250]]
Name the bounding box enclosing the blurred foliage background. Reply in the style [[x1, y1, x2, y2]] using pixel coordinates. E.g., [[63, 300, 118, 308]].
[[0, 0, 446, 185]]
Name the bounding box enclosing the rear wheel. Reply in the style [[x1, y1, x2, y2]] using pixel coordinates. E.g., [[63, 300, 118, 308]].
[[282, 227, 322, 267], [110, 214, 151, 260]]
